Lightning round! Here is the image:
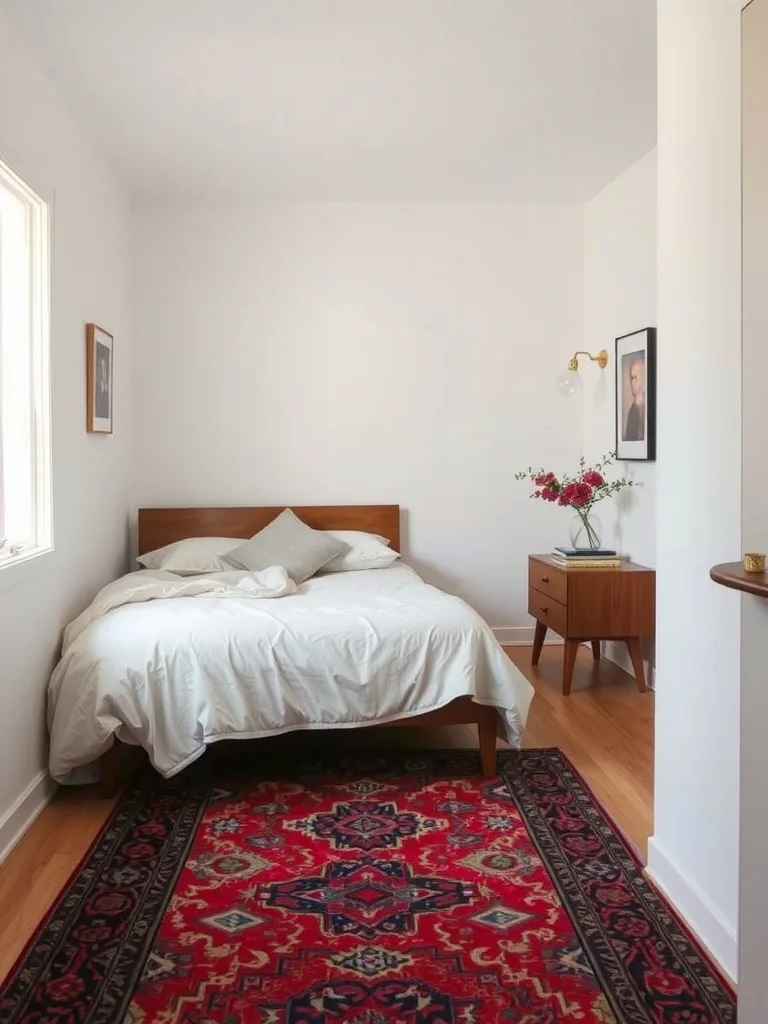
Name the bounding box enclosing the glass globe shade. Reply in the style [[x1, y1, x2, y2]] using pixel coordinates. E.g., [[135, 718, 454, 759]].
[[556, 369, 582, 397]]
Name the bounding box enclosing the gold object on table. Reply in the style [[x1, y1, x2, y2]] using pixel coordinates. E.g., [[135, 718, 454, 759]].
[[743, 553, 766, 573]]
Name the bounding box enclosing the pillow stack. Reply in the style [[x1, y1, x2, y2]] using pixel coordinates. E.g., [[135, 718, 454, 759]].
[[136, 536, 242, 576], [320, 530, 398, 572], [137, 508, 400, 581], [222, 509, 347, 582]]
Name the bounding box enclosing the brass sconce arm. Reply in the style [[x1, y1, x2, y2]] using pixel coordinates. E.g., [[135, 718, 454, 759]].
[[568, 350, 609, 372]]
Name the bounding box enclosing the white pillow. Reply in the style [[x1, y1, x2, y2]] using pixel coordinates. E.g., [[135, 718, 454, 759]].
[[137, 537, 242, 575], [222, 509, 348, 583], [321, 530, 400, 572]]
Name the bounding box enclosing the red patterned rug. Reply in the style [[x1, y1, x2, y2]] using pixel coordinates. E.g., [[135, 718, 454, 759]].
[[0, 750, 735, 1023]]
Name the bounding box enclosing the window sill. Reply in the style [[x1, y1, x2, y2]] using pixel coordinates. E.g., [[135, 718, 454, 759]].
[[0, 546, 57, 595]]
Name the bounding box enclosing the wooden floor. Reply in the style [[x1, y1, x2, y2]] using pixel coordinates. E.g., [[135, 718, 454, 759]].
[[514, 644, 654, 858], [0, 643, 653, 982]]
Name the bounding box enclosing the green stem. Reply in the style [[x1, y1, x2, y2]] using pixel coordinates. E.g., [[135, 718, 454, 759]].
[[578, 510, 599, 549]]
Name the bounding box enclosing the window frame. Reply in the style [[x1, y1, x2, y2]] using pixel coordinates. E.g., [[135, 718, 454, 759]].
[[0, 155, 53, 585]]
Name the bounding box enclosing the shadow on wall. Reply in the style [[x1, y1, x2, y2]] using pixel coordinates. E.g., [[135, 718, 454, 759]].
[[614, 478, 641, 558], [600, 482, 657, 687], [614, 475, 651, 565]]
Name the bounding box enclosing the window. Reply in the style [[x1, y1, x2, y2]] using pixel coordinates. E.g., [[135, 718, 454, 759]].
[[0, 158, 52, 568]]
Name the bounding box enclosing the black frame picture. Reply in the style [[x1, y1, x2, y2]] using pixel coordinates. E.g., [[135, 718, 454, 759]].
[[86, 323, 114, 434], [615, 327, 656, 462]]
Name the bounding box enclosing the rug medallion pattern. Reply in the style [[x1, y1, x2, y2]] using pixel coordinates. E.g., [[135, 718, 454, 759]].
[[0, 751, 736, 1023]]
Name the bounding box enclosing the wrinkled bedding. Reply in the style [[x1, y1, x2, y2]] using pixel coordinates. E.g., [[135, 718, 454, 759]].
[[48, 563, 534, 784], [61, 567, 296, 651]]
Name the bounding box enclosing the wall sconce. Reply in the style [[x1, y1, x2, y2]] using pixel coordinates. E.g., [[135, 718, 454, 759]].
[[556, 349, 609, 396]]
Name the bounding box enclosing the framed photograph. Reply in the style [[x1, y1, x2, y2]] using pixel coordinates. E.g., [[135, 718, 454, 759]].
[[86, 323, 114, 433], [615, 327, 656, 461]]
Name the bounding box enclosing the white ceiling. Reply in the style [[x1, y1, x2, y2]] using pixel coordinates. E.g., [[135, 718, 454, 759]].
[[0, 0, 656, 202]]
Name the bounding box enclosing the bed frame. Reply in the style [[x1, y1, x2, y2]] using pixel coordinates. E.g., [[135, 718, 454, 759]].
[[98, 504, 497, 795]]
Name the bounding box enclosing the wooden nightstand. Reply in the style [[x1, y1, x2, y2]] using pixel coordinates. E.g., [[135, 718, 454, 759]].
[[528, 554, 655, 695]]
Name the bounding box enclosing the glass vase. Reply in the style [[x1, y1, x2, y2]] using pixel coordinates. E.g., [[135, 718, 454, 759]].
[[569, 512, 602, 550]]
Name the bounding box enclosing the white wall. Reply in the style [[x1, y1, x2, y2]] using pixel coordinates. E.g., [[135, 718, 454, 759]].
[[132, 201, 583, 630], [651, 0, 742, 980], [0, 9, 131, 856], [740, 0, 768, 1016], [4, 0, 765, 1000], [582, 150, 657, 680], [583, 150, 657, 565]]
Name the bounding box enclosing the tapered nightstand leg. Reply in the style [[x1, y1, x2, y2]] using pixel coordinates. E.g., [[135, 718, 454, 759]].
[[562, 641, 579, 695], [532, 621, 547, 665], [591, 641, 601, 660], [625, 637, 647, 692]]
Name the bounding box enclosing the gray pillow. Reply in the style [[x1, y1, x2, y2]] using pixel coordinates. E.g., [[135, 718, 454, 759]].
[[222, 509, 349, 583]]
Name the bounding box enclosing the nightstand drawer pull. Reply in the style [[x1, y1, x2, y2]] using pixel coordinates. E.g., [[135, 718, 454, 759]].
[[528, 583, 567, 636], [528, 560, 568, 603]]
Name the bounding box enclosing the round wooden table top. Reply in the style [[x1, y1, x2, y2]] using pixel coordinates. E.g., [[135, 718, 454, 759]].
[[710, 561, 768, 598]]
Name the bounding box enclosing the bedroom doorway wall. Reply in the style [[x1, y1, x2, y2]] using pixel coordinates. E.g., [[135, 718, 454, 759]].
[[654, 0, 743, 981], [738, 0, 768, 1011]]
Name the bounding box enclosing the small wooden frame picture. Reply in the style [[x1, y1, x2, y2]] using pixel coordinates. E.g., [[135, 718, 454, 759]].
[[615, 327, 656, 462], [86, 323, 113, 433]]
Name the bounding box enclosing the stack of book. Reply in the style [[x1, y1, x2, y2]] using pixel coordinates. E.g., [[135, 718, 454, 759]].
[[550, 547, 622, 568]]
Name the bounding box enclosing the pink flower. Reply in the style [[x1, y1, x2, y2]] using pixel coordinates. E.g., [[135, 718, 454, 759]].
[[569, 482, 593, 507], [557, 483, 574, 506], [534, 471, 556, 487], [555, 481, 593, 508], [517, 451, 629, 513], [583, 470, 604, 487]]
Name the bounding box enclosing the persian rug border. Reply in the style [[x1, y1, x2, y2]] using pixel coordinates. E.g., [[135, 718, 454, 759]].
[[0, 785, 207, 1024], [515, 747, 737, 992], [500, 748, 736, 1024], [0, 749, 737, 1024]]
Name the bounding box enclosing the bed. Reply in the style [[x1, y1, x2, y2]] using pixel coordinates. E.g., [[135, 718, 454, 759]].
[[47, 505, 534, 793]]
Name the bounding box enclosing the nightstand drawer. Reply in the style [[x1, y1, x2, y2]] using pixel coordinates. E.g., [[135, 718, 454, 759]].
[[528, 560, 567, 604], [528, 587, 567, 637]]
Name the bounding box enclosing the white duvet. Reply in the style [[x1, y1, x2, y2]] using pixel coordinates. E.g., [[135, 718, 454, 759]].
[[48, 563, 534, 784]]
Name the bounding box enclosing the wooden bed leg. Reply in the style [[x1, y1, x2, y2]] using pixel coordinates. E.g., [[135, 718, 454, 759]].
[[99, 742, 119, 799], [477, 706, 498, 778]]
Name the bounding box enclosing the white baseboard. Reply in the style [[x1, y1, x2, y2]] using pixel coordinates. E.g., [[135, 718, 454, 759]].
[[493, 626, 565, 646], [646, 837, 737, 983], [0, 770, 57, 866], [601, 640, 655, 690]]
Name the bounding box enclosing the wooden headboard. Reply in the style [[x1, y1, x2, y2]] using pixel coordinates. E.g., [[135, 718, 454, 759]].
[[137, 505, 401, 555]]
